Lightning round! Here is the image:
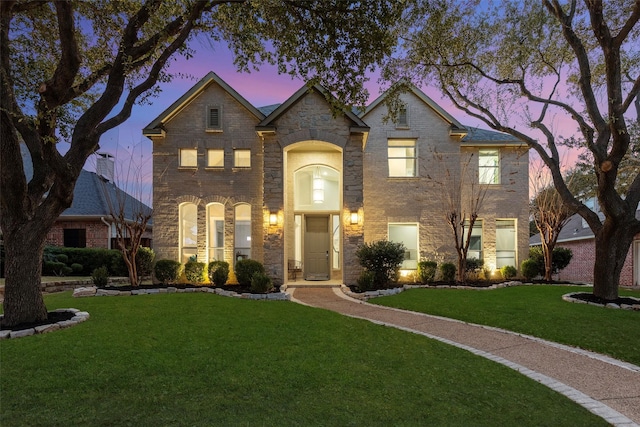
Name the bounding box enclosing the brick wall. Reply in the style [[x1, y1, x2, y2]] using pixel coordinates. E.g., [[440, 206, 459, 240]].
[[45, 220, 110, 248]]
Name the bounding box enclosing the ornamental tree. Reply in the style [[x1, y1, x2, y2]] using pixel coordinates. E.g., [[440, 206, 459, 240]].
[[0, 0, 403, 327], [384, 0, 640, 300]]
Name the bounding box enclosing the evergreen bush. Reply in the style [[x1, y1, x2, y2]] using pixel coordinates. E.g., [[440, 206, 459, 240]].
[[250, 272, 273, 293], [235, 259, 265, 287], [91, 266, 109, 287], [521, 259, 539, 281], [500, 265, 517, 279], [70, 263, 84, 274], [154, 259, 182, 285], [356, 270, 376, 292], [184, 261, 206, 284], [417, 261, 437, 283], [208, 261, 230, 286], [439, 262, 456, 282], [355, 240, 405, 289], [135, 247, 155, 277]]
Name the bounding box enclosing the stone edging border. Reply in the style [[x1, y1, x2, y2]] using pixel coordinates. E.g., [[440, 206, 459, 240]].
[[341, 280, 529, 301], [562, 292, 640, 311], [0, 308, 90, 340], [73, 285, 291, 301]]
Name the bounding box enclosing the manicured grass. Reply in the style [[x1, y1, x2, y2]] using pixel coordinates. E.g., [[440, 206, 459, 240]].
[[372, 285, 640, 366], [1, 292, 607, 426]]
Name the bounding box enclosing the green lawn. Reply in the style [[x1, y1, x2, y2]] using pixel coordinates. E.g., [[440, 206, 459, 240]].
[[372, 285, 640, 366], [1, 292, 607, 426]]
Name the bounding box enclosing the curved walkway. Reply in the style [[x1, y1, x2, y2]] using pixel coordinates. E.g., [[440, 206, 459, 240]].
[[290, 287, 640, 427]]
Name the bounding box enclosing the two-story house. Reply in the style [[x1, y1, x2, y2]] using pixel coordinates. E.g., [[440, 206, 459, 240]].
[[143, 72, 529, 285]]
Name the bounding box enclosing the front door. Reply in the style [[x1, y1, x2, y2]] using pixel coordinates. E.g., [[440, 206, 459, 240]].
[[304, 216, 330, 280]]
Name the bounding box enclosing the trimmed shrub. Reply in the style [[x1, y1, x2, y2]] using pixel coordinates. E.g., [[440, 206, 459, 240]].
[[70, 263, 84, 274], [250, 272, 273, 293], [91, 266, 109, 287], [500, 265, 517, 280], [43, 246, 127, 276], [43, 261, 67, 276], [439, 262, 456, 282], [465, 258, 484, 272], [135, 247, 155, 278], [529, 246, 574, 276], [355, 240, 405, 289], [417, 261, 437, 284], [521, 259, 539, 281], [55, 254, 69, 264], [184, 261, 206, 284], [482, 267, 493, 281], [154, 259, 182, 285], [208, 261, 230, 286], [356, 270, 376, 292], [235, 259, 265, 287]]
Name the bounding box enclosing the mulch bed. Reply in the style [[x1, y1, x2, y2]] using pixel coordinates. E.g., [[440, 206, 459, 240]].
[[568, 292, 640, 306], [100, 283, 281, 294], [1, 310, 75, 332]]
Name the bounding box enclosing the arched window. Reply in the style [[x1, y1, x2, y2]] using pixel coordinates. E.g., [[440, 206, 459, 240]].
[[179, 203, 197, 264], [207, 203, 225, 262], [234, 204, 251, 261], [294, 165, 339, 211]]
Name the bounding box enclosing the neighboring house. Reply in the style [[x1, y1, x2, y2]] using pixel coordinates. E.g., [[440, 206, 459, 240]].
[[530, 211, 640, 287], [18, 144, 152, 250], [144, 72, 529, 285]]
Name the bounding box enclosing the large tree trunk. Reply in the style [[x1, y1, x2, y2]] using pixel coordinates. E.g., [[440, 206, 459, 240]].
[[592, 218, 636, 301], [1, 225, 48, 328]]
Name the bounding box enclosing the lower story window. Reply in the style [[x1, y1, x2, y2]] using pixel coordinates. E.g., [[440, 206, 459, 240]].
[[389, 223, 418, 270], [180, 202, 198, 264], [464, 219, 483, 261], [234, 204, 251, 261], [496, 219, 516, 268], [64, 228, 86, 248]]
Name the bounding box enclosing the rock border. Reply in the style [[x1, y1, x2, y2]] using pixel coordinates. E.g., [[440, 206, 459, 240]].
[[341, 281, 529, 301], [73, 285, 291, 301], [0, 308, 90, 340], [562, 292, 640, 311]]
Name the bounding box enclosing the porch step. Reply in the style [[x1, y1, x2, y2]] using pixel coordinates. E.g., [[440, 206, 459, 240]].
[[283, 281, 343, 289]]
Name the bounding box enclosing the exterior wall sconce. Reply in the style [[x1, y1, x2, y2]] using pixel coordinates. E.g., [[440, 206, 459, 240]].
[[269, 212, 278, 226], [350, 211, 359, 225]]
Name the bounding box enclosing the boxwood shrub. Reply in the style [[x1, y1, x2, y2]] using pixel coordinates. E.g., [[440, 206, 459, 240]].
[[154, 259, 182, 285], [235, 259, 265, 287], [184, 261, 206, 284], [208, 261, 230, 286]]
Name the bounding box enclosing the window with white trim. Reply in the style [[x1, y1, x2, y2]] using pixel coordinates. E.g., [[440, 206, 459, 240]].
[[207, 203, 224, 262], [234, 204, 251, 261], [179, 202, 198, 264], [179, 149, 197, 167], [479, 149, 500, 184], [234, 149, 251, 168], [496, 219, 516, 268], [388, 223, 419, 270], [388, 139, 417, 177], [207, 106, 222, 130], [207, 149, 224, 168]]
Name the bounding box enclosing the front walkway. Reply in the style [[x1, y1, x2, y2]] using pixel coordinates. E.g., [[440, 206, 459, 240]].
[[290, 287, 640, 427]]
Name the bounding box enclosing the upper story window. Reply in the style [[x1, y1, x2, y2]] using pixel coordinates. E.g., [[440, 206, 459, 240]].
[[479, 149, 500, 184], [388, 139, 417, 177], [396, 106, 409, 128], [207, 106, 222, 131], [179, 148, 198, 168], [207, 149, 224, 168], [234, 149, 251, 168]]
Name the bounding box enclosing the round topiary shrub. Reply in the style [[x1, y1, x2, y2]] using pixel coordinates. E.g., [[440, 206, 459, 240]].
[[355, 240, 405, 289], [184, 261, 206, 284], [208, 261, 230, 286], [154, 259, 182, 285], [521, 259, 538, 281], [439, 262, 456, 282], [356, 270, 376, 292], [136, 247, 155, 278], [417, 261, 437, 284], [500, 265, 517, 280], [70, 263, 84, 275], [91, 266, 109, 287], [235, 259, 265, 287], [250, 272, 273, 293]]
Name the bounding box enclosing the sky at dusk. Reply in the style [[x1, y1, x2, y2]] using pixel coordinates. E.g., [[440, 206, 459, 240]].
[[88, 37, 583, 206]]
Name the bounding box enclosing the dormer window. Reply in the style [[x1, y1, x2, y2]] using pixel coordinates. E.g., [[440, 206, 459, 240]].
[[207, 106, 222, 131]]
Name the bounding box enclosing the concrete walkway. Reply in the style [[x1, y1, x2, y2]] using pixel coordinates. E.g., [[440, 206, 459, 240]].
[[290, 287, 640, 427]]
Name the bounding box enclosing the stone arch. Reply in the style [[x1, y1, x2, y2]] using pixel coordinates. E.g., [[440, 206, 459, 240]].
[[279, 129, 348, 149]]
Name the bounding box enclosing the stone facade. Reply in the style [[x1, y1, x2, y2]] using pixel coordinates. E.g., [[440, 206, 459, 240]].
[[145, 72, 530, 286]]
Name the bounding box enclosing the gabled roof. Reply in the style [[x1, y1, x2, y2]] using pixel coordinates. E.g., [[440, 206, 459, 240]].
[[20, 144, 152, 224], [143, 71, 265, 137], [361, 83, 466, 132], [257, 83, 369, 132]]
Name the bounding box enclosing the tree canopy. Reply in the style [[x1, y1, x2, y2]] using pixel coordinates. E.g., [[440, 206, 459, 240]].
[[0, 0, 404, 327], [384, 0, 640, 299]]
